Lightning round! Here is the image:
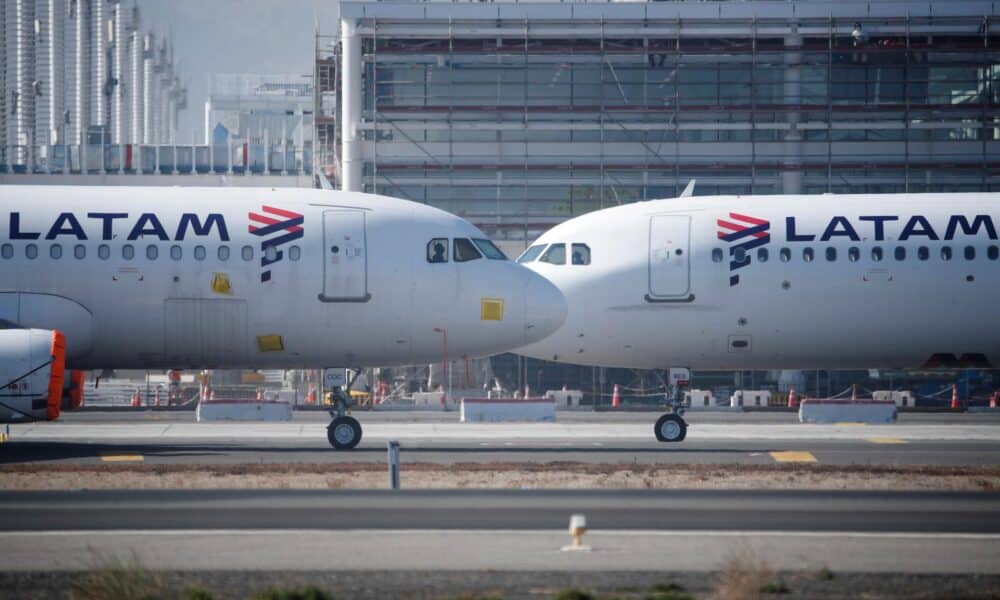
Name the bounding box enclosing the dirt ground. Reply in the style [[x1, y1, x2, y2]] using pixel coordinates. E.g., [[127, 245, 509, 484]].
[[2, 462, 999, 491]]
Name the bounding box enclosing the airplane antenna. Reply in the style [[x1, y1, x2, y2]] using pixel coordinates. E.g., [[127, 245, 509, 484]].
[[679, 179, 696, 198]]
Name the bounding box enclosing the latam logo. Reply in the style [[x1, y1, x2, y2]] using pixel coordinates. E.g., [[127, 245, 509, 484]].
[[248, 206, 304, 283], [717, 212, 771, 287]]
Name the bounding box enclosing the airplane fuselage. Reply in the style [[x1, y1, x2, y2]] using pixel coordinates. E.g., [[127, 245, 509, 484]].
[[0, 186, 565, 371], [518, 193, 1000, 370]]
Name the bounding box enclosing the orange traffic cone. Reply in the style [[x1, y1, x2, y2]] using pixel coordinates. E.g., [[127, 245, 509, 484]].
[[787, 387, 798, 409], [256, 389, 263, 402], [951, 384, 960, 410], [130, 391, 140, 407], [154, 390, 161, 407], [307, 385, 316, 405], [611, 384, 621, 409], [990, 392, 998, 409]]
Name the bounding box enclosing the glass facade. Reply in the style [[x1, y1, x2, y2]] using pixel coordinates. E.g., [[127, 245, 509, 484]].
[[319, 1, 1000, 241]]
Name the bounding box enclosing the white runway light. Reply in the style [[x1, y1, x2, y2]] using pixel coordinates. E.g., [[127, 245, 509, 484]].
[[562, 514, 591, 552]]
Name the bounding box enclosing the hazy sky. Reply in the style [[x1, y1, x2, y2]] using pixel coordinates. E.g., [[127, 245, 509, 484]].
[[136, 0, 341, 142]]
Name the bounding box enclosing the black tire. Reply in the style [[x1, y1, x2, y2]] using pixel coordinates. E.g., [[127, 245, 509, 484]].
[[654, 413, 687, 443], [327, 415, 363, 450]]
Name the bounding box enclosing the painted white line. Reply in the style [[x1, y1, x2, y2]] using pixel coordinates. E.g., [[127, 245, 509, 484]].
[[5, 529, 1000, 540]]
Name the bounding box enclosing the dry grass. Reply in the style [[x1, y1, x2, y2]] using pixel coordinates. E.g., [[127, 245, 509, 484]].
[[69, 551, 167, 600], [713, 547, 774, 600], [1, 463, 998, 491]]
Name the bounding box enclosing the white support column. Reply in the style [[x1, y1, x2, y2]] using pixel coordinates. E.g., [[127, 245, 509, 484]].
[[782, 27, 803, 195], [340, 17, 362, 191], [203, 99, 211, 145]]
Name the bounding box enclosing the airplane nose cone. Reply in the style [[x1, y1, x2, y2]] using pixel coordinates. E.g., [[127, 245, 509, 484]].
[[523, 273, 567, 345]]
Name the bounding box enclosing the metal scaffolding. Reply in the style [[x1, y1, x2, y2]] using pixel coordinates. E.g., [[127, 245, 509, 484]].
[[316, 1, 999, 241]]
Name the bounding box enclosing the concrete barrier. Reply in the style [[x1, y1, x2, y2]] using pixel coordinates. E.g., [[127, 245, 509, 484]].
[[461, 397, 556, 423], [872, 390, 915, 408], [546, 390, 583, 408], [685, 389, 715, 408], [798, 399, 897, 424], [196, 399, 293, 422], [730, 390, 771, 408]]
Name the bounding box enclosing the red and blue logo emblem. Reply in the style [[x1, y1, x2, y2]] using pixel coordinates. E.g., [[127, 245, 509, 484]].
[[248, 206, 304, 282], [717, 212, 770, 286]]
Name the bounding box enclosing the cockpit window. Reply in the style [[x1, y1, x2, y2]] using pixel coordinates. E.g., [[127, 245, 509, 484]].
[[454, 238, 483, 262], [472, 238, 507, 260], [517, 244, 546, 264], [571, 243, 591, 265], [427, 238, 449, 263], [539, 243, 566, 265]]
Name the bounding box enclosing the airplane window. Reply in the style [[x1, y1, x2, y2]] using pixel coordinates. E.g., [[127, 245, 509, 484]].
[[539, 243, 567, 265], [712, 248, 723, 263], [147, 245, 158, 260], [1, 244, 13, 259], [734, 247, 746, 262], [894, 246, 906, 261], [25, 244, 37, 259], [825, 247, 837, 262], [757, 248, 768, 263], [989, 246, 999, 261], [50, 244, 62, 260], [454, 238, 483, 262], [802, 248, 814, 263], [289, 245, 301, 261], [427, 238, 448, 263], [848, 247, 860, 262], [918, 246, 929, 261], [122, 244, 134, 260], [941, 246, 952, 261], [98, 245, 110, 260], [265, 246, 278, 262], [516, 245, 546, 264], [218, 246, 230, 261], [74, 244, 86, 259], [871, 247, 883, 262], [570, 243, 591, 265], [473, 239, 508, 261], [242, 246, 254, 261], [779, 248, 791, 262], [965, 246, 976, 260], [194, 246, 206, 261], [170, 245, 182, 261]]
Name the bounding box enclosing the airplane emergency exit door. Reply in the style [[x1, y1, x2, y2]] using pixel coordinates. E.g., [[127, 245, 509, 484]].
[[320, 210, 370, 302], [648, 215, 692, 300]]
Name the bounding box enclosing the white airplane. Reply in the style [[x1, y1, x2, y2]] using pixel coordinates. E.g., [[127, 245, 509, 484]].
[[516, 190, 1000, 442], [0, 185, 566, 448]]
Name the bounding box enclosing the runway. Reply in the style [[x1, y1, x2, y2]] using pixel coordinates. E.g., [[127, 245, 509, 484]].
[[4, 410, 1000, 467], [1, 489, 998, 573]]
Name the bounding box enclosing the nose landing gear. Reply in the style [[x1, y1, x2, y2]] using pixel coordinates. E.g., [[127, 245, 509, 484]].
[[654, 412, 687, 442], [654, 368, 689, 443], [325, 370, 364, 450]]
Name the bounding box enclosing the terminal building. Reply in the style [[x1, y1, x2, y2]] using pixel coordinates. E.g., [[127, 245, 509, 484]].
[[316, 0, 999, 245], [0, 0, 185, 173]]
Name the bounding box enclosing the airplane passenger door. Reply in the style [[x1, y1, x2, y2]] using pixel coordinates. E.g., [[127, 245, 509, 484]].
[[320, 210, 370, 302], [648, 215, 692, 300]]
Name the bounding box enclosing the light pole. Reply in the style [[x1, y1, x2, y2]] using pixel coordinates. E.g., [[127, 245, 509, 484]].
[[433, 327, 449, 405]]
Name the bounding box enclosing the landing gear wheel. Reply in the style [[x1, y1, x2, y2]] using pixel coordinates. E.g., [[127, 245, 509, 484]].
[[654, 413, 687, 443], [328, 416, 363, 450]]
